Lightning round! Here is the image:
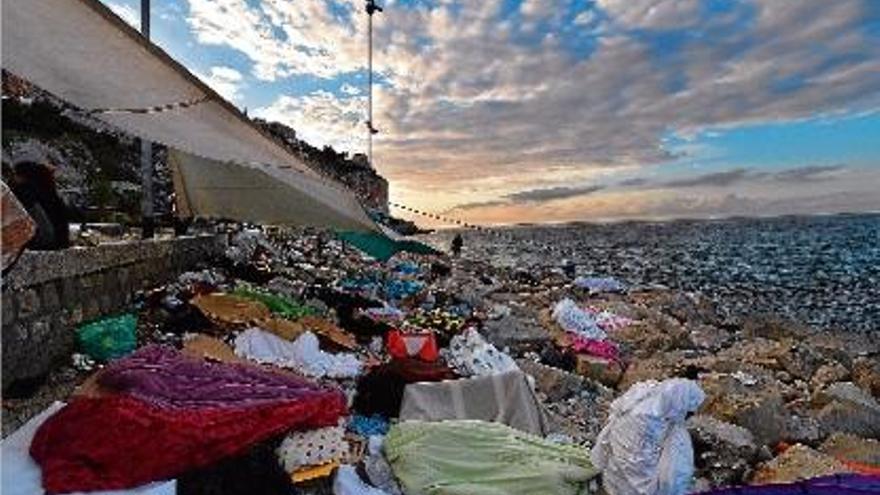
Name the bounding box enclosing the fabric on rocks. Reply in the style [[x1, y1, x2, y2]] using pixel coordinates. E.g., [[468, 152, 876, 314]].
[[334, 465, 391, 495], [353, 358, 458, 417], [30, 390, 345, 493], [234, 328, 361, 379], [552, 299, 606, 340], [349, 415, 391, 437], [591, 378, 705, 495], [387, 330, 439, 362], [192, 293, 272, 326], [300, 315, 359, 350], [97, 345, 342, 410], [1, 401, 177, 495], [181, 334, 244, 364], [569, 336, 620, 362], [276, 425, 347, 472], [574, 277, 626, 294], [364, 436, 403, 495], [385, 420, 598, 495], [399, 370, 548, 435], [76, 313, 138, 362], [444, 328, 519, 377]]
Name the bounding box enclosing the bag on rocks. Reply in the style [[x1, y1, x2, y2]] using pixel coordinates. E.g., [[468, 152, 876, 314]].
[[591, 379, 705, 495], [76, 313, 138, 362]]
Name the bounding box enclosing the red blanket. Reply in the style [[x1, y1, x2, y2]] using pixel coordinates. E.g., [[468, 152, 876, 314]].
[[30, 347, 346, 494]]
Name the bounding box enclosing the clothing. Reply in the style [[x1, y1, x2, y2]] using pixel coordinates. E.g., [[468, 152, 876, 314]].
[[444, 328, 519, 377], [1, 402, 176, 495], [399, 370, 548, 435], [385, 420, 598, 495], [98, 345, 341, 410], [552, 299, 606, 340], [349, 415, 391, 437], [387, 330, 439, 361], [573, 276, 626, 294], [31, 392, 345, 493], [276, 425, 347, 472], [569, 336, 620, 362], [334, 465, 391, 495], [234, 328, 361, 379], [694, 474, 880, 495], [354, 358, 458, 417]]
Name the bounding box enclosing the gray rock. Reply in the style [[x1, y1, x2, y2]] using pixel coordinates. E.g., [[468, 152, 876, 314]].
[[814, 382, 880, 439], [688, 415, 758, 487]]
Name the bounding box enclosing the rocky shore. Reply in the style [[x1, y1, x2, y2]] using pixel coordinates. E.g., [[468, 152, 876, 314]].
[[3, 225, 879, 492]]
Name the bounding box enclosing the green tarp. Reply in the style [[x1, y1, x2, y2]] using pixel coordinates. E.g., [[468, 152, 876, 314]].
[[337, 231, 441, 262]]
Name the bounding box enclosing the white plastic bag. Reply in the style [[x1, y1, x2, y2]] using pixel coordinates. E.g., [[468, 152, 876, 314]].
[[591, 379, 705, 495]]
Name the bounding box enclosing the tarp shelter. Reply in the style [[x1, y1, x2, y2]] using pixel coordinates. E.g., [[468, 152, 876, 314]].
[[2, 0, 378, 232], [336, 230, 441, 262]]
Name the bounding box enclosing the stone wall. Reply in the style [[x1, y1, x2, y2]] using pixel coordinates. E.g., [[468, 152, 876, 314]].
[[1, 235, 226, 390]]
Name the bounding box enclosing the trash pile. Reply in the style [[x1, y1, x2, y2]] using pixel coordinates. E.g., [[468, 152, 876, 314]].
[[2, 226, 879, 495]]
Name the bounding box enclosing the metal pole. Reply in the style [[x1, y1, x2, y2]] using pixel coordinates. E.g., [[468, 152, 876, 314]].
[[140, 0, 155, 238], [368, 10, 373, 166], [365, 1, 381, 168]]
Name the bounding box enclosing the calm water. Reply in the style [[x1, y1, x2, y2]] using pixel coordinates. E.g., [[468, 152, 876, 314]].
[[431, 213, 880, 332]]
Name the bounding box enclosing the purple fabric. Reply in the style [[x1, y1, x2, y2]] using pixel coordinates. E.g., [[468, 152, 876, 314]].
[[696, 474, 880, 495], [98, 344, 337, 410]]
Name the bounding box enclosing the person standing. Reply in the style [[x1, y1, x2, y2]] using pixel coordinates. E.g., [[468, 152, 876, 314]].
[[451, 233, 463, 257]]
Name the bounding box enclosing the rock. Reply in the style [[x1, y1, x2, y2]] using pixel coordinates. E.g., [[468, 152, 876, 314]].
[[688, 415, 758, 487], [700, 373, 789, 446], [618, 351, 687, 391], [783, 414, 822, 445], [813, 382, 880, 439], [810, 363, 850, 390], [819, 433, 880, 466], [688, 324, 731, 352], [741, 315, 806, 341], [751, 444, 850, 484], [574, 354, 624, 388], [852, 357, 880, 399]]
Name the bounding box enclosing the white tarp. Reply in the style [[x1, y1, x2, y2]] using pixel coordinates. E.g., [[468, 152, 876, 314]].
[[169, 150, 376, 231], [2, 0, 378, 231]]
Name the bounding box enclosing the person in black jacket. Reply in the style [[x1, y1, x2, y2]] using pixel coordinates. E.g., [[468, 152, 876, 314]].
[[6, 160, 70, 250]]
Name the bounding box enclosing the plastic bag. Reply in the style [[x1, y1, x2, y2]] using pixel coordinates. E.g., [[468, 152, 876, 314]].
[[552, 298, 606, 340], [76, 313, 138, 362], [591, 379, 705, 495]]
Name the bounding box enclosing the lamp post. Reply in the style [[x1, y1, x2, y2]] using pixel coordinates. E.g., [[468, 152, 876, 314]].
[[365, 0, 382, 168]]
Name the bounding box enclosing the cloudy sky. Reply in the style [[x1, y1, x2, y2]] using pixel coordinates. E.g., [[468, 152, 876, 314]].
[[102, 0, 880, 225]]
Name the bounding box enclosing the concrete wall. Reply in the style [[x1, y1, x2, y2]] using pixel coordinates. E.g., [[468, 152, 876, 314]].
[[1, 234, 226, 390]]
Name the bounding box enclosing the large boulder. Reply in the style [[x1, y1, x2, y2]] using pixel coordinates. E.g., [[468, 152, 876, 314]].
[[688, 415, 759, 487], [810, 363, 850, 390], [852, 357, 880, 399], [700, 373, 789, 446], [750, 444, 850, 484], [819, 433, 880, 466], [812, 382, 880, 439]]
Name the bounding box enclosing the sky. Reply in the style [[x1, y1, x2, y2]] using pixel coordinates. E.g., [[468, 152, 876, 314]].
[[101, 0, 880, 225]]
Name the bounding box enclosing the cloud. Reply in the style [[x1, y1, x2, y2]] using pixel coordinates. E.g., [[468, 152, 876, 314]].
[[773, 164, 846, 182], [194, 66, 244, 103], [505, 184, 606, 203], [340, 83, 362, 96], [445, 199, 509, 212], [253, 90, 366, 152], [179, 0, 880, 220], [663, 168, 757, 188], [104, 1, 140, 28]]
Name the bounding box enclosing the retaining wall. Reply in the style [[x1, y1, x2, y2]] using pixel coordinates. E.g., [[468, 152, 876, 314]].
[[1, 234, 226, 390]]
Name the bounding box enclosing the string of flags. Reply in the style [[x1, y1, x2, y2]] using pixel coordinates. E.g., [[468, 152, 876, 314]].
[[88, 95, 210, 115], [388, 201, 568, 254]]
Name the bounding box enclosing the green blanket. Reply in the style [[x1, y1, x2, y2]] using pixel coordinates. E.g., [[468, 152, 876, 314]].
[[385, 420, 598, 495], [231, 288, 317, 319], [337, 231, 441, 262]]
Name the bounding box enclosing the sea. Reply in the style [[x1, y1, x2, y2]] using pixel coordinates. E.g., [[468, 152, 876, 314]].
[[427, 213, 880, 333]]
